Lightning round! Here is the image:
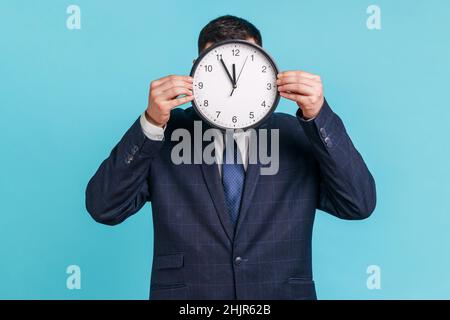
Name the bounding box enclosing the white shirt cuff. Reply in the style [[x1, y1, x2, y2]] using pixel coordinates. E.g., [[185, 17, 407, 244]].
[[140, 112, 165, 141]]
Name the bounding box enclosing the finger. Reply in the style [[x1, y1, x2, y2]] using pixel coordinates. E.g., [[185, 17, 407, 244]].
[[155, 75, 193, 86], [279, 92, 309, 105], [166, 95, 195, 109], [278, 70, 319, 80], [276, 76, 318, 87], [278, 83, 316, 96], [153, 80, 193, 94], [151, 75, 193, 88], [160, 86, 193, 100], [278, 71, 320, 80]]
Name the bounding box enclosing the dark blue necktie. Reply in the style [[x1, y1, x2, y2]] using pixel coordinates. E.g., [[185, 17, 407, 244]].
[[222, 138, 245, 225]]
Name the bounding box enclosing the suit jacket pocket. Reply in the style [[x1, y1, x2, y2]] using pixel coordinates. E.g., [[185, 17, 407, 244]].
[[151, 253, 185, 297], [154, 253, 184, 270], [288, 277, 313, 284]]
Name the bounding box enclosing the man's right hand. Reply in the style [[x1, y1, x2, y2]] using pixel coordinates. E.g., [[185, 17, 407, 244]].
[[145, 75, 194, 127]]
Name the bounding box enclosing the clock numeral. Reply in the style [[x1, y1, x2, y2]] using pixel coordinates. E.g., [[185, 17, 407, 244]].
[[204, 65, 213, 72], [249, 112, 254, 119], [204, 100, 209, 107], [232, 49, 240, 56], [198, 82, 203, 89], [216, 111, 221, 118], [251, 54, 254, 61], [232, 116, 238, 123], [216, 54, 222, 61], [266, 83, 272, 90], [262, 66, 267, 73], [261, 100, 266, 107]]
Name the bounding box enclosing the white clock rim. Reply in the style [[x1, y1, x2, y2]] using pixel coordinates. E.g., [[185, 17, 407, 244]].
[[189, 39, 281, 131]]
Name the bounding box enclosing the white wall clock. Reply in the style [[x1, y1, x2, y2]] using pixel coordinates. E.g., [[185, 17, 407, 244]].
[[190, 40, 280, 130]]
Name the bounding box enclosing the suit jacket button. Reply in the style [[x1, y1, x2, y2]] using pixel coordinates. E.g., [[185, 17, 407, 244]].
[[125, 154, 133, 164], [324, 137, 333, 148], [234, 257, 243, 266], [320, 128, 327, 138]]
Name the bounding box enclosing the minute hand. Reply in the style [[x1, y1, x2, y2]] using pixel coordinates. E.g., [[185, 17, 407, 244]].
[[230, 55, 249, 96]]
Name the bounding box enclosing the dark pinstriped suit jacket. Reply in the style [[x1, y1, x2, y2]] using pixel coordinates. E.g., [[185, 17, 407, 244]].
[[85, 100, 376, 300]]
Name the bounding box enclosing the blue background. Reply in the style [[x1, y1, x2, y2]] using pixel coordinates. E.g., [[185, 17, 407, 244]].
[[1, 0, 449, 299]]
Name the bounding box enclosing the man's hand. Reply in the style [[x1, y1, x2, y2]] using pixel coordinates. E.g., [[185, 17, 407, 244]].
[[145, 75, 194, 127], [277, 71, 324, 120]]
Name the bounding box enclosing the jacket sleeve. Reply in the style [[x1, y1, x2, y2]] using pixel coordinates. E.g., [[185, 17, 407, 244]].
[[298, 99, 377, 220], [85, 117, 164, 225]]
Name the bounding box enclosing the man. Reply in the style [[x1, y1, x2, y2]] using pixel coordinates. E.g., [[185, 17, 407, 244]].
[[86, 15, 376, 300]]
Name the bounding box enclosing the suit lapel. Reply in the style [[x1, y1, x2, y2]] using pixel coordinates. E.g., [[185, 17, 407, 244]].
[[194, 119, 234, 243], [199, 161, 235, 243], [234, 161, 261, 238], [235, 120, 271, 238]]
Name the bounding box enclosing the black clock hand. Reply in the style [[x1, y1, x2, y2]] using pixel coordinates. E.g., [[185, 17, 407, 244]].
[[230, 63, 237, 97], [220, 58, 236, 89], [230, 55, 249, 96], [232, 63, 236, 85]]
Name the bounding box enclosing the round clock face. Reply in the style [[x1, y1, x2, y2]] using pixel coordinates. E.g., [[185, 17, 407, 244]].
[[190, 40, 280, 130]]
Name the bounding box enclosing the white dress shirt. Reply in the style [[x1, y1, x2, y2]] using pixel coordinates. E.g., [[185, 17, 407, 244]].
[[140, 113, 250, 175]]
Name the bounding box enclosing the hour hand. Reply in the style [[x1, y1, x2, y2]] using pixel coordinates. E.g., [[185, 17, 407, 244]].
[[220, 58, 236, 88], [232, 63, 236, 85], [230, 63, 237, 96]]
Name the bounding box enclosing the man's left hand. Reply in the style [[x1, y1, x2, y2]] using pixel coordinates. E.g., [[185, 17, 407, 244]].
[[277, 71, 324, 120]]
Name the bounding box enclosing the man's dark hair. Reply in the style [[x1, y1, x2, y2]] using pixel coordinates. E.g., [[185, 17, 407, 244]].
[[198, 15, 262, 53]]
